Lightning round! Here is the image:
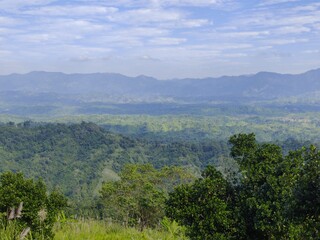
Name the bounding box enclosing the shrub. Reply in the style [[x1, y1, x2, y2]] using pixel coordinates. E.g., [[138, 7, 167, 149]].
[[0, 172, 67, 239]]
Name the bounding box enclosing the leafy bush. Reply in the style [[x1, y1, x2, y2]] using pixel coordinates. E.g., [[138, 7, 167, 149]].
[[99, 164, 195, 230], [0, 172, 67, 239], [166, 134, 320, 239]]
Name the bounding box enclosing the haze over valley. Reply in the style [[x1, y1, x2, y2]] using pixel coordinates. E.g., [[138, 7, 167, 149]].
[[0, 68, 319, 116]]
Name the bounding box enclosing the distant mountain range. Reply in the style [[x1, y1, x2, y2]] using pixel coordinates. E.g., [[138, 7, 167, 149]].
[[0, 69, 319, 115], [0, 69, 319, 102]]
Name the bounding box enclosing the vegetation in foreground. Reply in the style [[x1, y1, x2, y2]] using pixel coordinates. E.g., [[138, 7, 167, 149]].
[[99, 164, 195, 231], [0, 121, 230, 209], [0, 121, 319, 239], [167, 133, 320, 239], [0, 170, 186, 239], [0, 218, 186, 240], [0, 172, 67, 239], [53, 218, 186, 240]]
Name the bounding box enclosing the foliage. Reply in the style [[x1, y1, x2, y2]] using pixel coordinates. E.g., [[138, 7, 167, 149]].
[[0, 121, 228, 211], [166, 166, 242, 239], [0, 172, 67, 239], [0, 219, 32, 240], [100, 164, 195, 230], [53, 218, 187, 240], [160, 217, 186, 239], [166, 133, 320, 239], [4, 106, 320, 143], [0, 218, 187, 240], [290, 145, 320, 238]]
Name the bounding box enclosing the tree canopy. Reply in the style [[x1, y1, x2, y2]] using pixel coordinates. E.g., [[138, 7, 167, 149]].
[[166, 133, 320, 239], [0, 172, 67, 239], [99, 164, 195, 230]]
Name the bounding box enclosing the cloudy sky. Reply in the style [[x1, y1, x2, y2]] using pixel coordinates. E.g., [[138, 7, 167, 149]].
[[0, 0, 319, 79]]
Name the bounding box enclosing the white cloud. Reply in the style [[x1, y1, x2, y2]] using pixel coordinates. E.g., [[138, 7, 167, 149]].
[[152, 0, 227, 7], [118, 27, 169, 37], [138, 55, 161, 61], [0, 16, 21, 26], [302, 49, 320, 54], [87, 0, 228, 8], [276, 15, 320, 27], [0, 0, 318, 78], [49, 19, 106, 33], [231, 1, 320, 32], [149, 37, 187, 45], [19, 33, 52, 43], [312, 23, 320, 30], [107, 7, 209, 29], [70, 55, 113, 62], [110, 8, 182, 24], [265, 38, 309, 45], [0, 0, 55, 10], [23, 5, 118, 16], [258, 0, 300, 7], [221, 31, 270, 38], [177, 19, 210, 28], [0, 27, 20, 35], [84, 27, 169, 49], [220, 53, 248, 58], [291, 3, 320, 12], [0, 50, 12, 57], [273, 26, 311, 34]]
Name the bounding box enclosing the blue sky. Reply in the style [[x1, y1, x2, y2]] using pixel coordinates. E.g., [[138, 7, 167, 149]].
[[0, 0, 319, 79]]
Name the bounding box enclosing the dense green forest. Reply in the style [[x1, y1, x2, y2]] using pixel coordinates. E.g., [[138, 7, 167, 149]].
[[167, 133, 320, 239], [2, 106, 320, 142], [0, 120, 315, 202], [0, 112, 319, 239], [0, 122, 232, 209], [0, 127, 319, 239]]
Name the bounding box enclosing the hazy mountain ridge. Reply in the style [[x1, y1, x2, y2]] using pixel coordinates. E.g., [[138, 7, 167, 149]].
[[0, 69, 319, 106], [0, 69, 320, 99]]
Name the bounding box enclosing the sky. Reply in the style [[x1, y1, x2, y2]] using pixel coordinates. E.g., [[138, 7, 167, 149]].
[[0, 0, 319, 79]]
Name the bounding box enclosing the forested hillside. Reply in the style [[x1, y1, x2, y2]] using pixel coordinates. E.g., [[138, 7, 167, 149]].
[[0, 122, 230, 208], [0, 122, 319, 239]]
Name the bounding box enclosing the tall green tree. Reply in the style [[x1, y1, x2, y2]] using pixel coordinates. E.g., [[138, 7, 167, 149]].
[[0, 172, 67, 239], [166, 133, 320, 239], [290, 145, 320, 238], [166, 166, 242, 239], [100, 164, 194, 230]]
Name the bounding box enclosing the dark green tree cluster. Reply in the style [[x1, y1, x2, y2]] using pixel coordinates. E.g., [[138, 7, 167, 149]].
[[0, 121, 228, 209], [166, 133, 320, 239], [0, 172, 67, 239], [99, 164, 195, 230], [166, 166, 240, 239]]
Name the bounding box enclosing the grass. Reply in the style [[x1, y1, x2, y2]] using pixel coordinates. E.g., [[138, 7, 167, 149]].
[[53, 219, 187, 240], [0, 219, 187, 240], [0, 220, 32, 240]]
